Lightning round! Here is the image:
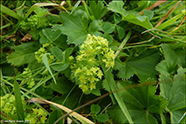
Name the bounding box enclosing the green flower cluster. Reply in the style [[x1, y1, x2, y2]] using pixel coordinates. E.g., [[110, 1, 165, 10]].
[[25, 108, 47, 123], [71, 34, 115, 93], [20, 15, 49, 30], [35, 43, 55, 63], [21, 68, 35, 88], [0, 94, 25, 120]]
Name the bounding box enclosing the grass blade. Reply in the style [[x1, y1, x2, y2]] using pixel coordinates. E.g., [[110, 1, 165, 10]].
[[100, 31, 134, 123], [70, 0, 81, 14], [43, 53, 57, 84], [102, 68, 134, 124], [157, 13, 184, 30], [0, 4, 23, 20], [13, 76, 25, 121]]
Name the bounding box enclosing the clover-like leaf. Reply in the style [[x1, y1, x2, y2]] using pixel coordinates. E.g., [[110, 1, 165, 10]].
[[50, 46, 63, 61], [91, 104, 101, 115]]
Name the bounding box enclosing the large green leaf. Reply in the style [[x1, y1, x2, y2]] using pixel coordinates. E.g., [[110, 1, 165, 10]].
[[107, 81, 167, 123], [7, 42, 40, 66], [117, 49, 160, 80], [159, 67, 186, 123], [108, 1, 153, 29], [59, 10, 88, 46]]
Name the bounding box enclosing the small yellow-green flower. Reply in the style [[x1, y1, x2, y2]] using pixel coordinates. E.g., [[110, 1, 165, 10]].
[[87, 70, 92, 76], [90, 83, 96, 90], [40, 116, 47, 123], [79, 75, 86, 83], [79, 84, 89, 93], [71, 34, 115, 93], [75, 67, 81, 76], [25, 108, 47, 123], [97, 70, 103, 79], [90, 67, 97, 73], [77, 54, 83, 61], [69, 56, 74, 60]]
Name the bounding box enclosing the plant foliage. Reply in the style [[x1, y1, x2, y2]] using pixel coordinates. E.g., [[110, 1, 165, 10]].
[[1, 0, 185, 123]]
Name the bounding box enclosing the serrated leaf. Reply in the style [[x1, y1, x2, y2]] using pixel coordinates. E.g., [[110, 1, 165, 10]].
[[7, 42, 40, 66], [102, 79, 111, 92], [117, 63, 135, 79], [107, 82, 167, 123], [91, 104, 101, 115], [159, 67, 186, 123], [108, 1, 153, 29], [161, 44, 178, 68], [88, 1, 107, 20], [156, 44, 178, 75], [88, 20, 103, 32], [117, 49, 160, 80], [59, 11, 88, 46], [156, 60, 170, 76], [50, 46, 63, 61], [42, 28, 61, 41], [96, 113, 108, 123]]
